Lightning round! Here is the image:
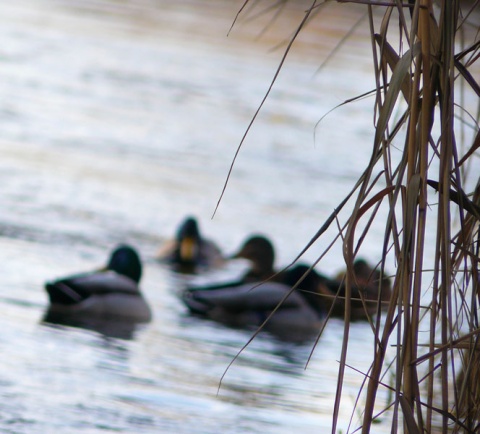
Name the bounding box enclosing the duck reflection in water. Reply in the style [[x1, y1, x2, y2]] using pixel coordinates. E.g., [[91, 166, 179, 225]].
[[157, 216, 224, 273], [43, 244, 152, 339]]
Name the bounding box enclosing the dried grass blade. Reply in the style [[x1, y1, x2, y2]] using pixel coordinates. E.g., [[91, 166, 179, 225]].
[[455, 58, 480, 98], [213, 0, 319, 217], [399, 395, 422, 434], [374, 34, 412, 100], [374, 43, 421, 150], [427, 179, 480, 220], [456, 128, 480, 168]]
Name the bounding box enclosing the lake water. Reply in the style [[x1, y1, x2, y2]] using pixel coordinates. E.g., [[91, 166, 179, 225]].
[[0, 0, 467, 433]]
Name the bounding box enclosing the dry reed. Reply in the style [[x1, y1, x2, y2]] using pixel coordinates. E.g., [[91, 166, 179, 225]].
[[227, 0, 480, 432]]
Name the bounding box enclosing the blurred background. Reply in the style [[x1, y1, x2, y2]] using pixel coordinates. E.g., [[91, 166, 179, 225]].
[[0, 0, 436, 432]]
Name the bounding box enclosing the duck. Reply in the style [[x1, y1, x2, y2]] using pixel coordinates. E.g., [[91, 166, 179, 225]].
[[44, 245, 152, 325], [157, 216, 224, 273], [181, 235, 330, 341], [329, 258, 392, 320], [182, 263, 327, 342]]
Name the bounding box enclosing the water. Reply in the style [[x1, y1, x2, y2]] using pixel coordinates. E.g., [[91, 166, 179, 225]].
[[0, 0, 456, 432]]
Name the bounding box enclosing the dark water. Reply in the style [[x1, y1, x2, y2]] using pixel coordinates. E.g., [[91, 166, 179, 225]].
[[0, 0, 442, 432]]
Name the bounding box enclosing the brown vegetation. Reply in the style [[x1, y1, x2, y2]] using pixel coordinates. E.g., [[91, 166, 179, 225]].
[[230, 1, 480, 432]]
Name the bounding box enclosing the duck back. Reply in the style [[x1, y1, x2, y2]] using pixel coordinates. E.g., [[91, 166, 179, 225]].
[[45, 271, 151, 322], [183, 281, 323, 342]]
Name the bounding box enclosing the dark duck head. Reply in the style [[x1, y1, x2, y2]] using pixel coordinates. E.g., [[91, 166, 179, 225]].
[[352, 258, 392, 301], [107, 244, 142, 283], [329, 257, 392, 320], [174, 216, 202, 265], [233, 235, 276, 282]]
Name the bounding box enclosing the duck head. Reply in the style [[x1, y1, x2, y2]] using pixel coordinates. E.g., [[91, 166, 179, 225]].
[[175, 216, 201, 265], [353, 258, 392, 299], [233, 235, 275, 280], [107, 245, 142, 283]]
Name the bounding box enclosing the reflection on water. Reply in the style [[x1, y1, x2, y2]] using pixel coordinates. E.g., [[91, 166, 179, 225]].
[[0, 0, 403, 433]]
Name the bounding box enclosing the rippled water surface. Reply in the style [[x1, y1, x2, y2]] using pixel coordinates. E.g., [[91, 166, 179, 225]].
[[0, 1, 417, 432]]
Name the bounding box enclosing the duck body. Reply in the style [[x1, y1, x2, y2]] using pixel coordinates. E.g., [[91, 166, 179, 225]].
[[44, 245, 152, 324], [182, 256, 328, 342], [158, 216, 224, 272], [182, 281, 324, 342], [45, 271, 152, 322]]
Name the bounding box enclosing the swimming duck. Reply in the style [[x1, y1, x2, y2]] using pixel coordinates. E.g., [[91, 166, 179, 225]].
[[181, 235, 329, 341], [44, 245, 152, 323], [328, 258, 392, 320], [182, 263, 326, 342], [157, 216, 224, 272]]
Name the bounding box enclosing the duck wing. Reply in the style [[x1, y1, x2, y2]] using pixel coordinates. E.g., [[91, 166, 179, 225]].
[[183, 282, 307, 314]]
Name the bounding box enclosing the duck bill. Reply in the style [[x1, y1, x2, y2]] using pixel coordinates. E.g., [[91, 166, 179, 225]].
[[230, 246, 247, 260], [180, 237, 198, 261]]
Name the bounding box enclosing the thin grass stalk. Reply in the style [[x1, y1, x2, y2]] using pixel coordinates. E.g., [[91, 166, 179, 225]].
[[406, 1, 435, 429], [440, 3, 456, 433], [427, 250, 440, 433]]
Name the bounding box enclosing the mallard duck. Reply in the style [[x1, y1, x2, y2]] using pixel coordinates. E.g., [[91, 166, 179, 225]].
[[328, 258, 392, 320], [44, 245, 152, 323], [181, 235, 330, 341], [182, 263, 326, 342], [157, 216, 224, 272]]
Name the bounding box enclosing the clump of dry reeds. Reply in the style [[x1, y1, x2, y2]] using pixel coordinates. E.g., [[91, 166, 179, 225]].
[[333, 2, 480, 432], [227, 0, 480, 432]]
